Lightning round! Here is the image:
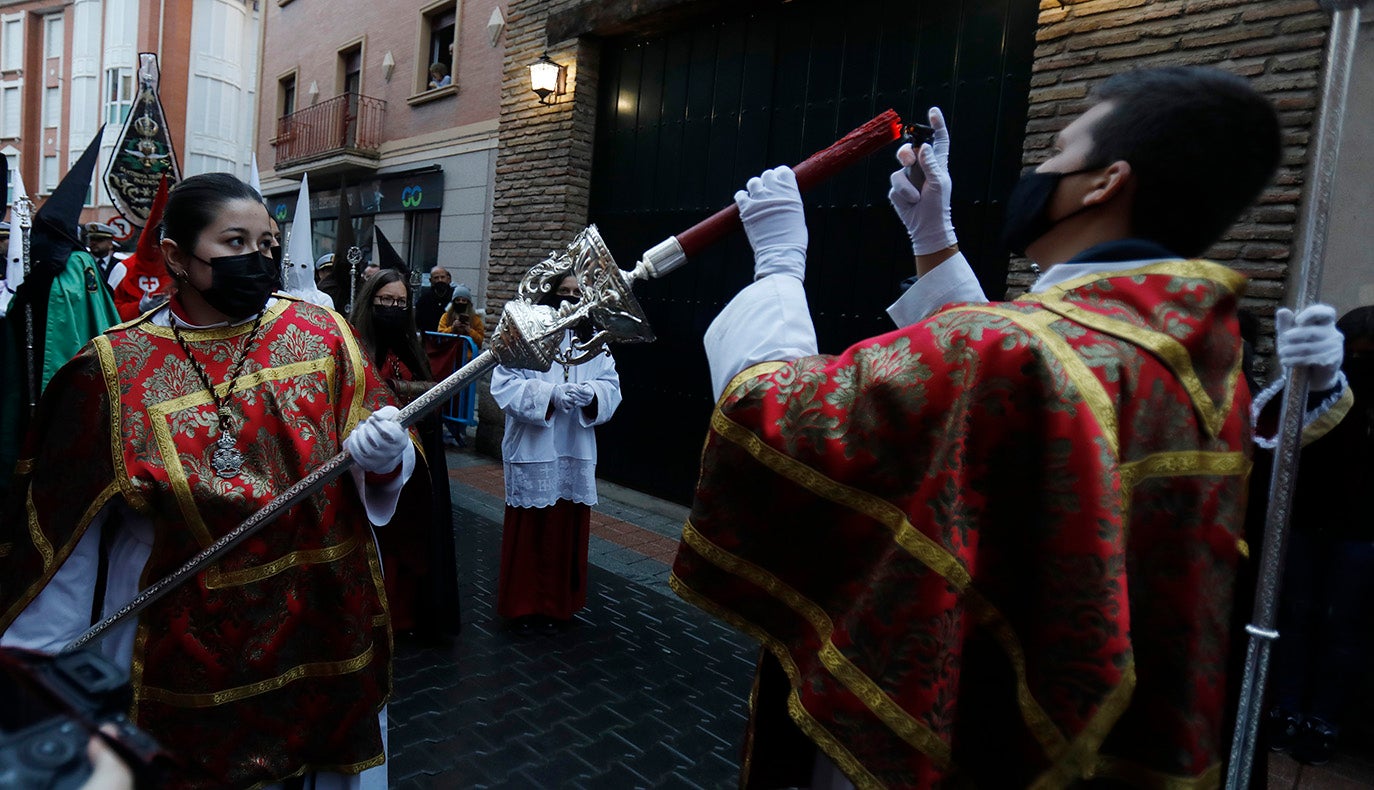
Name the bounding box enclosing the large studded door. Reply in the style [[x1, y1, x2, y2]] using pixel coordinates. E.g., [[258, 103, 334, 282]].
[[589, 0, 1038, 504]]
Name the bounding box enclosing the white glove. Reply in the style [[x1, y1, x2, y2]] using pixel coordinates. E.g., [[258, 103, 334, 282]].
[[569, 382, 595, 408], [888, 107, 956, 256], [551, 383, 579, 412], [343, 405, 409, 474], [735, 166, 807, 281], [1276, 304, 1344, 391]]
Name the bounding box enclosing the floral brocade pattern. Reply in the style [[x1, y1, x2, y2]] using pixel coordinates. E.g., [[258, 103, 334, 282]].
[[673, 261, 1253, 789], [0, 298, 401, 789]]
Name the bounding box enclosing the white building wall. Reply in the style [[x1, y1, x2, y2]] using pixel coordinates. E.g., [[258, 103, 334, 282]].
[[184, 0, 262, 180]]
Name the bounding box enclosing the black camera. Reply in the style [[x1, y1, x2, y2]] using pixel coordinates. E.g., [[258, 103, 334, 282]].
[[0, 647, 169, 789]]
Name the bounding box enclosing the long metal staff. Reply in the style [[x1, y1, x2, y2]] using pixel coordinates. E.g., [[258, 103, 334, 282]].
[[1226, 2, 1368, 785], [63, 109, 905, 653], [14, 195, 36, 417]]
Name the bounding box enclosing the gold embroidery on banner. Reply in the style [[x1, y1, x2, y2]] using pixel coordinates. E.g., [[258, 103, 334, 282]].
[[138, 644, 376, 708], [135, 299, 291, 341], [1118, 451, 1250, 515], [711, 410, 1071, 757], [0, 482, 119, 633], [721, 361, 790, 405], [94, 336, 149, 514], [26, 490, 54, 570], [1030, 664, 1137, 789], [331, 311, 373, 434], [1302, 386, 1354, 447], [948, 305, 1121, 458], [1017, 260, 1248, 441], [670, 572, 890, 789], [1024, 259, 1247, 299], [204, 535, 360, 589], [147, 357, 339, 550], [682, 522, 952, 767], [1089, 756, 1222, 790]]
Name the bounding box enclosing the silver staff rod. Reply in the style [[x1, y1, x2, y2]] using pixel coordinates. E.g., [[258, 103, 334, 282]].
[[1226, 1, 1367, 786], [63, 348, 499, 653]]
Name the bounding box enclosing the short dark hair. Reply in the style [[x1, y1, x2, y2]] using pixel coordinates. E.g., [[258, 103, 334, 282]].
[[162, 173, 264, 252], [1086, 66, 1281, 258]]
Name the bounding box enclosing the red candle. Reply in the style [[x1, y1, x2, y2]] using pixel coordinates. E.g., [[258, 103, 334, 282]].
[[674, 109, 904, 258]]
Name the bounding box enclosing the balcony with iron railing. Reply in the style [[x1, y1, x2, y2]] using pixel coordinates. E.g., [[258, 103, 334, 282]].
[[272, 93, 387, 176]]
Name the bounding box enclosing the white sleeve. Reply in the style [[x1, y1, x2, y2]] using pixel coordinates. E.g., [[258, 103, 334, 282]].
[[2, 502, 154, 665], [349, 440, 417, 526], [704, 274, 818, 400], [885, 252, 987, 328], [490, 364, 556, 426]]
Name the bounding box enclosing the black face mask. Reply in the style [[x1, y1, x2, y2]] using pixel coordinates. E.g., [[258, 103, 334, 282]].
[[1002, 167, 1101, 258], [373, 305, 409, 334], [431, 283, 452, 301], [194, 250, 279, 320]]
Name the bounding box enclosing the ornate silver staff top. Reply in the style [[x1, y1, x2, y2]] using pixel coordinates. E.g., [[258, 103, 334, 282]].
[[345, 245, 362, 313], [65, 224, 656, 652]]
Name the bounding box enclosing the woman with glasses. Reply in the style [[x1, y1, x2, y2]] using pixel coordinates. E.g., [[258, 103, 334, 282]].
[[490, 270, 622, 636], [350, 269, 461, 642]]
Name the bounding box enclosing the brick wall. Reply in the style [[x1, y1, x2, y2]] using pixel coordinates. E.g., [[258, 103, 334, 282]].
[[487, 0, 601, 313], [1020, 0, 1330, 339]]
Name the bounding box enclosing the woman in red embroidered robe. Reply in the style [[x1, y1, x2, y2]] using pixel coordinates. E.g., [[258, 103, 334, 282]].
[[349, 268, 461, 640], [0, 173, 415, 789]]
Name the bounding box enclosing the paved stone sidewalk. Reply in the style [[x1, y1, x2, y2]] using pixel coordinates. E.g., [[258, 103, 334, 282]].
[[386, 448, 757, 789]]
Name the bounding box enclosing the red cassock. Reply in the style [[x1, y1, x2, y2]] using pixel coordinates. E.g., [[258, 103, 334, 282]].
[[0, 298, 414, 788], [672, 261, 1255, 788]]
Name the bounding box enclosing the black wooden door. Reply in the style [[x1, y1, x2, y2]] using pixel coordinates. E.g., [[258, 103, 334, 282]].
[[589, 0, 1038, 504]]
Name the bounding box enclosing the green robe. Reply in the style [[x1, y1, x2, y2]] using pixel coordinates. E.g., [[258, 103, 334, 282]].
[[0, 250, 117, 497]]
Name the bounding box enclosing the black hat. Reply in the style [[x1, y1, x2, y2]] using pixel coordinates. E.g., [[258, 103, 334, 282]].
[[32, 127, 105, 277], [373, 227, 409, 274]]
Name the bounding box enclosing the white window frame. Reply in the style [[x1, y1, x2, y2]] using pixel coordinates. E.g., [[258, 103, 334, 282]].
[[41, 154, 57, 194], [0, 80, 21, 138], [104, 66, 134, 127], [1, 14, 22, 73], [415, 0, 457, 95], [43, 15, 63, 60]]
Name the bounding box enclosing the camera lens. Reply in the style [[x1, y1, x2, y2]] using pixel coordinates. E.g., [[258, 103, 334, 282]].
[[25, 721, 83, 767]]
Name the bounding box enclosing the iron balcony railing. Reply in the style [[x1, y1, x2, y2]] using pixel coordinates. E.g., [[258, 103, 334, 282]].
[[273, 93, 386, 167]]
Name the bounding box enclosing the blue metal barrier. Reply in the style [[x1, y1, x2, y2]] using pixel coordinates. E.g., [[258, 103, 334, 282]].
[[424, 331, 479, 435]]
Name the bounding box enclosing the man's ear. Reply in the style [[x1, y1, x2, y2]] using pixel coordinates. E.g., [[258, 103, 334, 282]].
[[1083, 160, 1133, 207]]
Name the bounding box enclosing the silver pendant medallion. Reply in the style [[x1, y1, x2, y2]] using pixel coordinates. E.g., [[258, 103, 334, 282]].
[[209, 433, 245, 479]]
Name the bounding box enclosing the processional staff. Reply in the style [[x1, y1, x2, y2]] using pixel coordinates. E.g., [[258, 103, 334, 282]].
[[1226, 1, 1370, 786], [63, 109, 906, 653]]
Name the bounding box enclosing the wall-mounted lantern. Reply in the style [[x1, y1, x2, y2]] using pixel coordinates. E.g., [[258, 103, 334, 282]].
[[529, 53, 566, 105]]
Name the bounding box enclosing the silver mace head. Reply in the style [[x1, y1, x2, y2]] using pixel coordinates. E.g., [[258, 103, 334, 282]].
[[491, 224, 655, 372]]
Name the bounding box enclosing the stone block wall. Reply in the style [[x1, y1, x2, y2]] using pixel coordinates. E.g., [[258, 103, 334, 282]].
[[1020, 0, 1330, 338]]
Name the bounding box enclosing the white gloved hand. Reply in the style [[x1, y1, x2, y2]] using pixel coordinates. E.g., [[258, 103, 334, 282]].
[[735, 166, 807, 281], [551, 383, 579, 412], [343, 405, 409, 474], [888, 107, 957, 255], [569, 382, 595, 408], [1276, 304, 1344, 391]]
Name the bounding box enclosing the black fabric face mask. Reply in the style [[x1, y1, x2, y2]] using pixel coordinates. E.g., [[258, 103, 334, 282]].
[[194, 250, 279, 320], [373, 305, 409, 334], [1002, 167, 1100, 258], [431, 283, 453, 301]]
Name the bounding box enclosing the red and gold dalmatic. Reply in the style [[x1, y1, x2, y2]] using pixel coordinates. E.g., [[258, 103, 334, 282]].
[[672, 261, 1255, 788], [0, 297, 402, 788]]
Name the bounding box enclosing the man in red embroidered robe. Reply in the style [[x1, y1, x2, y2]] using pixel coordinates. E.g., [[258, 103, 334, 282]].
[[672, 67, 1305, 788]]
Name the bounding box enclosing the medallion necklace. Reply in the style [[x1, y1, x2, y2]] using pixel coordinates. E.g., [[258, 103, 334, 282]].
[[170, 313, 266, 479]]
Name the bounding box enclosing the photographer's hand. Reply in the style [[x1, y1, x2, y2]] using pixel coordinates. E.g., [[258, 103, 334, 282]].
[[82, 728, 133, 790]]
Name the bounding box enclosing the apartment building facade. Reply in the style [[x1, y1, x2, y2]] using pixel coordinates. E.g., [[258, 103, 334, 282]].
[[0, 0, 263, 236], [255, 0, 504, 306]]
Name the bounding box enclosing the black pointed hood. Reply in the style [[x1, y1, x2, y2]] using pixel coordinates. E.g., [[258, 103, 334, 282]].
[[374, 227, 409, 275], [31, 127, 105, 276]]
